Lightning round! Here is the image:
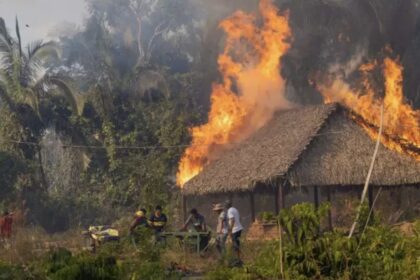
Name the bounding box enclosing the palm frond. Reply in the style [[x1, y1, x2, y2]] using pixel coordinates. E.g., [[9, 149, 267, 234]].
[[0, 79, 15, 111], [15, 17, 22, 58], [48, 76, 79, 114], [0, 36, 12, 54], [0, 48, 14, 72], [0, 17, 13, 47], [21, 41, 60, 88], [28, 41, 59, 61], [0, 18, 6, 36], [0, 46, 25, 101]]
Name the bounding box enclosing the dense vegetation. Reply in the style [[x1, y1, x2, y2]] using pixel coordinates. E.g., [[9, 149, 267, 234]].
[[2, 0, 420, 230], [0, 203, 418, 279], [0, 0, 208, 230], [1, 0, 420, 278]]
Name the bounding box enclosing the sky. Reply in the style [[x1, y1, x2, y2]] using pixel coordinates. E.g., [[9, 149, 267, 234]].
[[0, 0, 86, 43]]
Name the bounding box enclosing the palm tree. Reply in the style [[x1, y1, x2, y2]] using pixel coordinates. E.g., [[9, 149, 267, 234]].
[[0, 17, 78, 116], [0, 17, 78, 190]]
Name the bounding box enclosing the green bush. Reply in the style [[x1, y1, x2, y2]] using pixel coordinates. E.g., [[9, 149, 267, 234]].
[[0, 261, 31, 280], [249, 203, 420, 280], [128, 261, 167, 280], [34, 248, 120, 280], [259, 211, 277, 223]]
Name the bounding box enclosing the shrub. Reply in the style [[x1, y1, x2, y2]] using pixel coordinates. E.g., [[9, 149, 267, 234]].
[[0, 261, 30, 280], [205, 266, 252, 280], [40, 248, 120, 280], [259, 211, 277, 223], [128, 261, 167, 280], [249, 203, 420, 280]]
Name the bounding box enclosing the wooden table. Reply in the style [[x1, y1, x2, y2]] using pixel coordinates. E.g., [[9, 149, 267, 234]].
[[161, 231, 210, 254]]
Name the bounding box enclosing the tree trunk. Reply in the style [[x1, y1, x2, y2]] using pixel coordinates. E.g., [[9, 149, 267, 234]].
[[37, 145, 48, 191]]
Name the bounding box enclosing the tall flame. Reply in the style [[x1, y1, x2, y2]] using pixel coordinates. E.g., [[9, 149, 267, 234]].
[[177, 0, 292, 187], [319, 56, 420, 160]]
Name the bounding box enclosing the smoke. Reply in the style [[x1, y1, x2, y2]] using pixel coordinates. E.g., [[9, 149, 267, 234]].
[[190, 0, 258, 21], [278, 0, 420, 108], [56, 0, 420, 109], [40, 128, 83, 195], [328, 49, 367, 78]]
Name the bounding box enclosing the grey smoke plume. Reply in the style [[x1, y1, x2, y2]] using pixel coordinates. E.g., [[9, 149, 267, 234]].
[[56, 0, 420, 108], [278, 0, 420, 107]]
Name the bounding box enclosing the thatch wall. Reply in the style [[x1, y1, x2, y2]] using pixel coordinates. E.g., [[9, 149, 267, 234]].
[[288, 109, 420, 186]]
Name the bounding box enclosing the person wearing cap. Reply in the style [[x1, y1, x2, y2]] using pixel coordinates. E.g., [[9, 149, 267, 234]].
[[130, 208, 148, 233], [213, 203, 228, 259], [225, 200, 243, 262]]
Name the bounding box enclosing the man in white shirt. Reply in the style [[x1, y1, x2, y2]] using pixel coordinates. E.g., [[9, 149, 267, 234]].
[[225, 200, 243, 261]]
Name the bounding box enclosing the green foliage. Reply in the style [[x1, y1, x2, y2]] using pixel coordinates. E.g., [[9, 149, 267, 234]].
[[128, 261, 167, 280], [46, 251, 120, 280], [280, 202, 330, 246], [350, 225, 420, 279], [205, 266, 252, 280], [0, 151, 24, 200], [28, 237, 182, 280], [129, 227, 161, 262], [258, 211, 277, 223], [248, 203, 420, 280], [0, 0, 202, 231], [0, 261, 31, 280]]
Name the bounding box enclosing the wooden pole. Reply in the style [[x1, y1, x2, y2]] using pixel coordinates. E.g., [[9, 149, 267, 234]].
[[349, 104, 384, 238], [182, 195, 187, 222], [326, 187, 333, 231], [250, 192, 256, 222], [314, 186, 320, 209], [368, 186, 374, 220], [276, 183, 285, 214], [228, 192, 234, 203], [274, 185, 279, 214]]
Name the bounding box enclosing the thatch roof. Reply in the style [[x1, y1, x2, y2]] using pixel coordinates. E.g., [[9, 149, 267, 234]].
[[183, 104, 420, 195], [288, 108, 420, 187]]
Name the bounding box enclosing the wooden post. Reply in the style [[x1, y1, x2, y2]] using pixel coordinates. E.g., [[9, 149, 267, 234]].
[[250, 192, 256, 222], [314, 186, 320, 209], [368, 186, 374, 220], [280, 183, 286, 210], [182, 195, 187, 222], [326, 187, 333, 231], [276, 182, 285, 214], [274, 185, 279, 214], [228, 192, 234, 203]]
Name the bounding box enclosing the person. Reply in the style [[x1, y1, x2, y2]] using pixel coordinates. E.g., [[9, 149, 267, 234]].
[[182, 208, 206, 232], [213, 203, 228, 259], [130, 208, 148, 233], [225, 200, 243, 263], [0, 211, 13, 240], [182, 208, 208, 251], [148, 205, 167, 243]]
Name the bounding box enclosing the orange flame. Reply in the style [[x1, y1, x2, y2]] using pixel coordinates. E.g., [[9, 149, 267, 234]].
[[176, 0, 292, 187], [319, 56, 420, 160]]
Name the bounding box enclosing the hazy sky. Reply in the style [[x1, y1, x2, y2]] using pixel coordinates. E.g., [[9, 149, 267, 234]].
[[0, 0, 86, 43]]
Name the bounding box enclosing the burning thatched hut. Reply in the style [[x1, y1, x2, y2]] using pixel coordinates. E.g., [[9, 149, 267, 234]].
[[182, 104, 420, 229]]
